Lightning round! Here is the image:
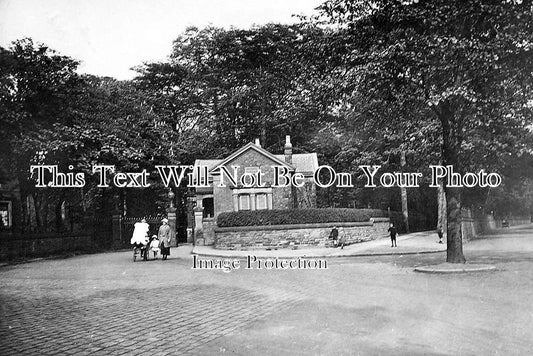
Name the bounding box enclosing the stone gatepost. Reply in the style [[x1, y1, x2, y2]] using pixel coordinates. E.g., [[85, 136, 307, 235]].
[[111, 212, 123, 248], [194, 207, 204, 246], [166, 207, 177, 247]]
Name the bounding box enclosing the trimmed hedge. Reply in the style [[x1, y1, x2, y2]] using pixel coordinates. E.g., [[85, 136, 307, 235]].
[[217, 208, 378, 227], [350, 209, 389, 218]]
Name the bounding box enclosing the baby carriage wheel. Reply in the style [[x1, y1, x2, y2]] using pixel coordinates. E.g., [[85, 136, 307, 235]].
[[133, 246, 141, 262]]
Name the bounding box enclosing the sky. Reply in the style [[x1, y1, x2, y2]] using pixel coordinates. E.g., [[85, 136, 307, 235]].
[[0, 0, 323, 80]]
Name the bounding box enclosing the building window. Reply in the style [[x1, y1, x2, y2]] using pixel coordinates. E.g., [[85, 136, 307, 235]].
[[202, 197, 214, 218], [233, 188, 272, 212], [256, 194, 267, 210], [239, 195, 250, 210], [0, 201, 12, 229]]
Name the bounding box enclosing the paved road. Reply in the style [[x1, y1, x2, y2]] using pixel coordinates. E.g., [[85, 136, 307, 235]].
[[1, 225, 532, 355]]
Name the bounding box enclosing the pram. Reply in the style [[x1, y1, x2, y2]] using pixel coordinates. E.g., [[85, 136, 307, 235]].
[[132, 241, 148, 262], [132, 235, 161, 261], [131, 219, 150, 262]]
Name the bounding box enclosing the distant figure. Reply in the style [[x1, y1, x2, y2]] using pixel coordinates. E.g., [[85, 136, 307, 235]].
[[502, 218, 509, 228], [437, 225, 444, 244], [388, 223, 398, 247], [338, 227, 346, 249], [329, 226, 339, 247], [158, 218, 171, 260]]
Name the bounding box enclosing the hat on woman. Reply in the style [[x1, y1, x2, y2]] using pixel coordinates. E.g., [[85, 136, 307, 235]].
[[161, 218, 169, 223]]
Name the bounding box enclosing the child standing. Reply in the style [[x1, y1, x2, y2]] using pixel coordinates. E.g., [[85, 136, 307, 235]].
[[388, 223, 398, 247], [437, 225, 444, 244]]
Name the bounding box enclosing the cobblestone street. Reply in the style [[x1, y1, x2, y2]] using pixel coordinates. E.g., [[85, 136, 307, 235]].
[[1, 225, 533, 355]]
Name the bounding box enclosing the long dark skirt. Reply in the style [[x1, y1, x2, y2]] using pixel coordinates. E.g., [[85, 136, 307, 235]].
[[161, 245, 170, 256]]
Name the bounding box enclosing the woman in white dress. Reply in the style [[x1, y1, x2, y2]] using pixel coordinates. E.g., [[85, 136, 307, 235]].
[[130, 218, 150, 246]]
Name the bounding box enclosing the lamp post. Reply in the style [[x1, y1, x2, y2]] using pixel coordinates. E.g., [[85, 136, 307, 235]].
[[186, 189, 196, 244], [168, 189, 175, 209], [166, 188, 177, 246]]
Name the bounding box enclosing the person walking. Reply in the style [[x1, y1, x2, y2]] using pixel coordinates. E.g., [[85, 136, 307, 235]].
[[329, 226, 339, 247], [131, 218, 150, 258], [158, 218, 171, 260], [388, 223, 398, 247], [338, 227, 347, 249], [437, 225, 444, 244]]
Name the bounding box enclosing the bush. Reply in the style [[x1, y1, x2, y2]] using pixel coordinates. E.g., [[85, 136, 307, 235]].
[[350, 209, 389, 218], [217, 208, 377, 227]]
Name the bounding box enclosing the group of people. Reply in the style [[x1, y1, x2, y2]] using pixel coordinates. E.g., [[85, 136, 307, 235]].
[[389, 223, 445, 247], [329, 223, 399, 249], [130, 217, 172, 260], [131, 218, 444, 257]]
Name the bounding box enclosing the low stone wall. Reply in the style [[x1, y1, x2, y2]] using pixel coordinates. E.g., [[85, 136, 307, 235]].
[[203, 218, 216, 246], [0, 233, 94, 261], [463, 213, 531, 241], [214, 218, 390, 250], [461, 217, 477, 241]]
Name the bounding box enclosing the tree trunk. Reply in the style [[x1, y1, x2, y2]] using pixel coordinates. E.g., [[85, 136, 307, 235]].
[[437, 179, 447, 231], [260, 64, 267, 146], [80, 187, 87, 212], [55, 191, 66, 232], [440, 103, 466, 263], [34, 191, 47, 232], [33, 193, 42, 231], [445, 186, 465, 263], [400, 150, 409, 232]]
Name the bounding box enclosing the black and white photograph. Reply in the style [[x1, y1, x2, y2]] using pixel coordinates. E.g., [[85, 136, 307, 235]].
[[1, 0, 533, 354]]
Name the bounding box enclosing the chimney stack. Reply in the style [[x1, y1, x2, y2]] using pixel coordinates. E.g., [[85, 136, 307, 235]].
[[284, 135, 292, 164], [254, 138, 261, 147]]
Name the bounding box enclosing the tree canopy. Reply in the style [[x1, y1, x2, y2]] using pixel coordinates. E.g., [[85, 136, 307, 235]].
[[315, 0, 533, 261], [1, 2, 532, 249]]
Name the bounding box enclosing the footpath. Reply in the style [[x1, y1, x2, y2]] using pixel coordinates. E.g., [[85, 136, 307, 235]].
[[192, 229, 446, 258]]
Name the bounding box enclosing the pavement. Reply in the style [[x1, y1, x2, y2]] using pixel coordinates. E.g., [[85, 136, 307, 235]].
[[192, 230, 447, 258], [0, 224, 532, 355]]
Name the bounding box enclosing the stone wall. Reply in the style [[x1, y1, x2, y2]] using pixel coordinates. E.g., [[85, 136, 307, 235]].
[[214, 218, 390, 250], [272, 186, 292, 210], [462, 210, 531, 241], [202, 218, 216, 246], [213, 183, 234, 216], [295, 181, 316, 209]]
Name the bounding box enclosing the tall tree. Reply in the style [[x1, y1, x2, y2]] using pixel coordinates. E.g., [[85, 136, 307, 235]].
[[136, 24, 330, 159], [316, 0, 533, 262], [0, 39, 87, 231], [1, 39, 175, 230]]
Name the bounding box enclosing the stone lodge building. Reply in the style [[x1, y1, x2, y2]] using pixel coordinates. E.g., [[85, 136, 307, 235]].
[[191, 136, 319, 245]]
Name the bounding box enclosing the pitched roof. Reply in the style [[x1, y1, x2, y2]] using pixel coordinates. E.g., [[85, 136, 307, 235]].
[[192, 142, 319, 179], [193, 159, 222, 172], [274, 153, 319, 174], [210, 142, 293, 174], [192, 159, 221, 184]]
